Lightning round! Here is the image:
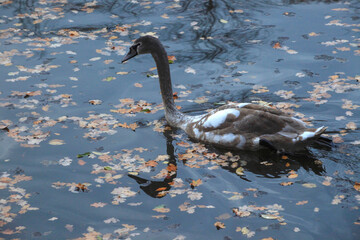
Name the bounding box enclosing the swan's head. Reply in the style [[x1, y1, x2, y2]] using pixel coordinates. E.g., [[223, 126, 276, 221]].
[[122, 36, 161, 63]]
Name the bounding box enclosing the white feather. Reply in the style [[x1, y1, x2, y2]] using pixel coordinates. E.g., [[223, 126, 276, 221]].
[[203, 109, 240, 128]]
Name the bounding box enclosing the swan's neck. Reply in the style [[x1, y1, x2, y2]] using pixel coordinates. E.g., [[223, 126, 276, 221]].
[[151, 45, 188, 128]]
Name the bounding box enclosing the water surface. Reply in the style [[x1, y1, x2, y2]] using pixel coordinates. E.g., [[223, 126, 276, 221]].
[[0, 0, 359, 239]]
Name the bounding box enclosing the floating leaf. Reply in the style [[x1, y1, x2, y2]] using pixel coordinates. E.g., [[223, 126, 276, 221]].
[[220, 19, 228, 24], [354, 182, 360, 192], [296, 200, 308, 205], [261, 214, 280, 220], [90, 202, 107, 208], [103, 76, 116, 82], [273, 42, 281, 49], [214, 221, 226, 230], [77, 152, 91, 158], [116, 71, 129, 75], [302, 183, 317, 188], [104, 166, 112, 171], [190, 179, 202, 188], [153, 204, 170, 213], [235, 167, 244, 175], [280, 182, 293, 186], [49, 139, 65, 145]]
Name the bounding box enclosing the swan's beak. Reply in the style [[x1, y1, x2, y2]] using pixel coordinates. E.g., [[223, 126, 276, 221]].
[[122, 47, 138, 63]]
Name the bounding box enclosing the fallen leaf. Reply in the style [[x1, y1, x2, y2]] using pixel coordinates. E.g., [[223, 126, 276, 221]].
[[309, 32, 320, 37], [233, 208, 251, 217], [145, 160, 158, 167], [190, 179, 202, 188], [214, 221, 226, 230], [153, 204, 170, 213], [134, 83, 143, 88], [287, 170, 298, 179], [296, 200, 308, 205], [346, 122, 357, 130], [280, 182, 294, 186], [77, 152, 91, 158], [273, 42, 281, 49], [236, 167, 244, 175], [116, 71, 129, 75], [302, 183, 317, 188], [166, 163, 177, 172], [91, 202, 107, 208], [49, 139, 65, 145], [78, 159, 86, 166], [354, 182, 360, 192]]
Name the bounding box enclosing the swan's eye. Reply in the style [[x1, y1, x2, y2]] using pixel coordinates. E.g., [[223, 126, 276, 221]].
[[132, 43, 141, 53]]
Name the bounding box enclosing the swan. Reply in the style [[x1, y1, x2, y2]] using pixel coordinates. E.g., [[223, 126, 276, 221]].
[[122, 35, 328, 152]]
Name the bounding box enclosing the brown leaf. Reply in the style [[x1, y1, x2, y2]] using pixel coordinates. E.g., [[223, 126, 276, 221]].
[[296, 200, 308, 205], [280, 181, 294, 186], [166, 163, 177, 172], [232, 208, 251, 217], [214, 221, 226, 230], [114, 122, 138, 131], [68, 31, 80, 37], [90, 202, 107, 208], [287, 170, 298, 179], [354, 182, 360, 192], [176, 141, 190, 147], [78, 159, 86, 166], [153, 205, 170, 213], [273, 42, 281, 49], [145, 160, 158, 167]]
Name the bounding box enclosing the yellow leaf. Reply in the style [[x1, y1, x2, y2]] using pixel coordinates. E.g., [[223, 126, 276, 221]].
[[308, 32, 320, 37], [220, 19, 228, 24], [236, 167, 244, 175], [116, 71, 129, 75], [49, 139, 65, 145]]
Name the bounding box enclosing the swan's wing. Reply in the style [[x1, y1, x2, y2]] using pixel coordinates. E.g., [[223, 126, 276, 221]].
[[184, 104, 325, 151]]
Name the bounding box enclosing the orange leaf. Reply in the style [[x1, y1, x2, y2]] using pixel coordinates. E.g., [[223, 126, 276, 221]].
[[296, 200, 308, 205], [78, 159, 86, 166], [287, 170, 298, 179], [214, 221, 226, 230], [190, 179, 202, 188], [156, 187, 167, 192], [280, 181, 293, 186], [168, 56, 176, 61], [166, 163, 177, 172], [354, 182, 360, 192], [68, 31, 79, 37], [145, 160, 158, 167], [273, 42, 281, 49], [176, 141, 190, 147]]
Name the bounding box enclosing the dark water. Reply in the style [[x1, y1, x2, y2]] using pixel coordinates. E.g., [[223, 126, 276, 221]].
[[0, 0, 359, 239]]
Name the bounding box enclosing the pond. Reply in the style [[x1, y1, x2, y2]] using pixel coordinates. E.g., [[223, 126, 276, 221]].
[[0, 0, 359, 239]]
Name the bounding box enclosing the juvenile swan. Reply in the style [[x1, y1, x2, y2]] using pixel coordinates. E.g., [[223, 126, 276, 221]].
[[122, 36, 328, 152]]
